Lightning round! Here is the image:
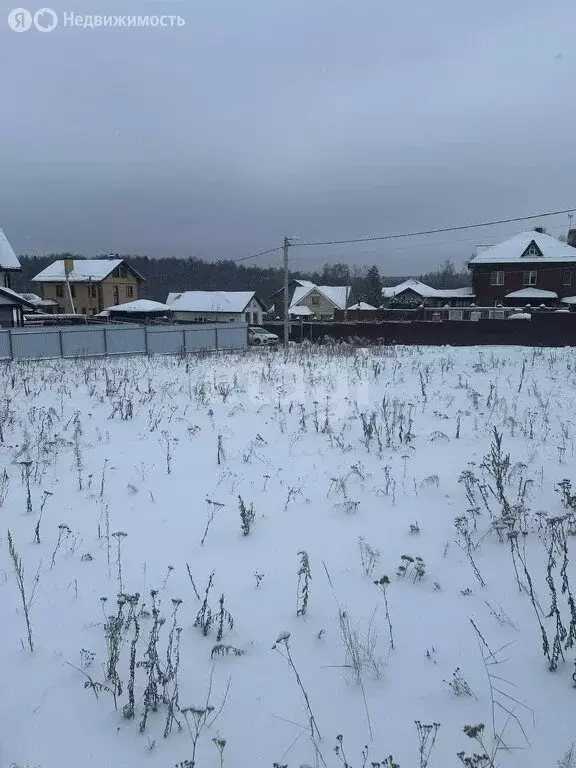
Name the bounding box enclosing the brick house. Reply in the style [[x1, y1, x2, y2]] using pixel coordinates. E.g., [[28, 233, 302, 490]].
[[468, 230, 576, 306], [33, 256, 144, 315]]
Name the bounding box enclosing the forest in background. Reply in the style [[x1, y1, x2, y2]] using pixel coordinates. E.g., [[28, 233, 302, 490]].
[[12, 254, 471, 306]]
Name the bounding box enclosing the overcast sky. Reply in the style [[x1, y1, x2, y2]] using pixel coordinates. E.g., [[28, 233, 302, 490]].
[[1, 0, 575, 273]]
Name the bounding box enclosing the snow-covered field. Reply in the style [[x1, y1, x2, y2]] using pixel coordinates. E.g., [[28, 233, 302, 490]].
[[2, 344, 576, 768]]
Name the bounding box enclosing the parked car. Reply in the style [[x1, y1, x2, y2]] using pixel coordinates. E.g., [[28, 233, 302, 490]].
[[248, 326, 279, 346]]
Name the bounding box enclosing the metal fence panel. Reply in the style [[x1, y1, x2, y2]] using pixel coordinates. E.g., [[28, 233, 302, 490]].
[[184, 327, 216, 352], [62, 329, 106, 358], [105, 327, 147, 355], [217, 325, 247, 349], [0, 331, 11, 359], [2, 323, 247, 360], [146, 327, 185, 355], [12, 329, 62, 360]]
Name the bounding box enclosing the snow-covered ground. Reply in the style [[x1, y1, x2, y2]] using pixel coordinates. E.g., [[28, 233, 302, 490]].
[[1, 345, 576, 768]]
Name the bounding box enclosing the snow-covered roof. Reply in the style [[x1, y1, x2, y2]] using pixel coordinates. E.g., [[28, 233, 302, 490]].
[[289, 284, 351, 310], [382, 279, 475, 299], [505, 288, 558, 299], [166, 291, 263, 313], [33, 258, 140, 283], [348, 301, 378, 310], [19, 292, 59, 306], [289, 305, 314, 316], [105, 299, 172, 314], [469, 231, 576, 264], [434, 286, 475, 298], [0, 286, 36, 308], [561, 296, 576, 305], [507, 312, 532, 320], [0, 229, 21, 270]]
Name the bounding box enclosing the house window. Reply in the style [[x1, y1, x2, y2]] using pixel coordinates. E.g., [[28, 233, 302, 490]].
[[125, 285, 134, 298], [563, 270, 572, 286], [56, 285, 64, 298], [490, 271, 504, 286], [245, 312, 250, 322], [69, 284, 76, 297], [311, 295, 320, 305], [523, 271, 537, 286], [90, 284, 97, 298], [113, 286, 119, 304], [81, 307, 87, 315], [526, 245, 538, 256]]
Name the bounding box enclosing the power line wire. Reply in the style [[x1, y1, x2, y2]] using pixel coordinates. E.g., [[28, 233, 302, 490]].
[[295, 207, 575, 248]]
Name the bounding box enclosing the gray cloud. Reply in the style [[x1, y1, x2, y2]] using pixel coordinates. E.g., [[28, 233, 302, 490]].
[[1, 0, 575, 272]]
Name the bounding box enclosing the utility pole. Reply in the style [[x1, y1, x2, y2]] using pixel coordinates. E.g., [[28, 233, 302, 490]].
[[283, 235, 291, 348]]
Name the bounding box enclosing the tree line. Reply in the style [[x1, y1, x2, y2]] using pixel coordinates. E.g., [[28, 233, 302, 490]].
[[12, 254, 470, 306]]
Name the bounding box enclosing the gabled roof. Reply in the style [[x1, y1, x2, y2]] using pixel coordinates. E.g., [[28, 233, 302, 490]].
[[105, 299, 172, 313], [469, 231, 576, 264], [289, 305, 315, 316], [382, 279, 438, 298], [382, 279, 474, 299], [0, 287, 36, 309], [290, 283, 351, 310], [348, 301, 378, 310], [0, 229, 21, 271], [166, 290, 265, 313], [505, 288, 558, 299], [33, 258, 143, 283]]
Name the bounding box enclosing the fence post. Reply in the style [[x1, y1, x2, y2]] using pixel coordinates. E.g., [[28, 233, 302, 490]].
[[59, 329, 64, 358], [182, 328, 186, 355], [7, 330, 13, 361], [103, 329, 108, 356], [144, 327, 149, 355], [215, 327, 219, 350]]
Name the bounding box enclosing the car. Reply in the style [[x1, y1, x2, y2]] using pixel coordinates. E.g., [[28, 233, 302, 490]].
[[248, 326, 280, 346]]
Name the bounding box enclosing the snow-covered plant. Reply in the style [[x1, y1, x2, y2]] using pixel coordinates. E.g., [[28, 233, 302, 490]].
[[374, 575, 394, 650], [455, 515, 486, 587], [50, 523, 71, 570], [444, 668, 474, 697], [7, 529, 38, 652], [211, 644, 244, 659], [358, 537, 380, 577], [0, 468, 10, 508], [112, 531, 128, 593], [415, 721, 440, 768], [396, 554, 426, 582], [194, 572, 215, 635], [238, 495, 255, 536], [297, 550, 311, 616], [216, 594, 234, 642]]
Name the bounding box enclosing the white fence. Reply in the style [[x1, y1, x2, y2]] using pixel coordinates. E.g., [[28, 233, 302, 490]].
[[0, 323, 248, 361]]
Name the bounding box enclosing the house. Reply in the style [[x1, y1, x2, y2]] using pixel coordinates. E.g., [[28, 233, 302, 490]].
[[468, 230, 576, 306], [381, 278, 475, 308], [0, 228, 38, 326], [0, 228, 21, 289], [32, 256, 144, 315], [19, 293, 60, 314], [100, 299, 173, 323], [165, 291, 266, 324], [270, 279, 352, 320], [0, 286, 37, 327], [284, 281, 352, 320]]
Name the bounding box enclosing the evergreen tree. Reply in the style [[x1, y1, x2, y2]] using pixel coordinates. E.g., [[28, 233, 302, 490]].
[[364, 265, 382, 307]]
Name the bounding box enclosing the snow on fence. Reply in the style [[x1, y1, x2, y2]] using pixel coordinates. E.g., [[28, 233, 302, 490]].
[[0, 323, 247, 361]]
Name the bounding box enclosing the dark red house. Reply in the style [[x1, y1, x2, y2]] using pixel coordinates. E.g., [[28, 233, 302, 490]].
[[469, 230, 576, 307]]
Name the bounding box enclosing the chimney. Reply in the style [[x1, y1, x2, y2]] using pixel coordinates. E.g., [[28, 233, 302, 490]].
[[568, 229, 576, 248], [64, 257, 74, 274], [534, 226, 545, 234]]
